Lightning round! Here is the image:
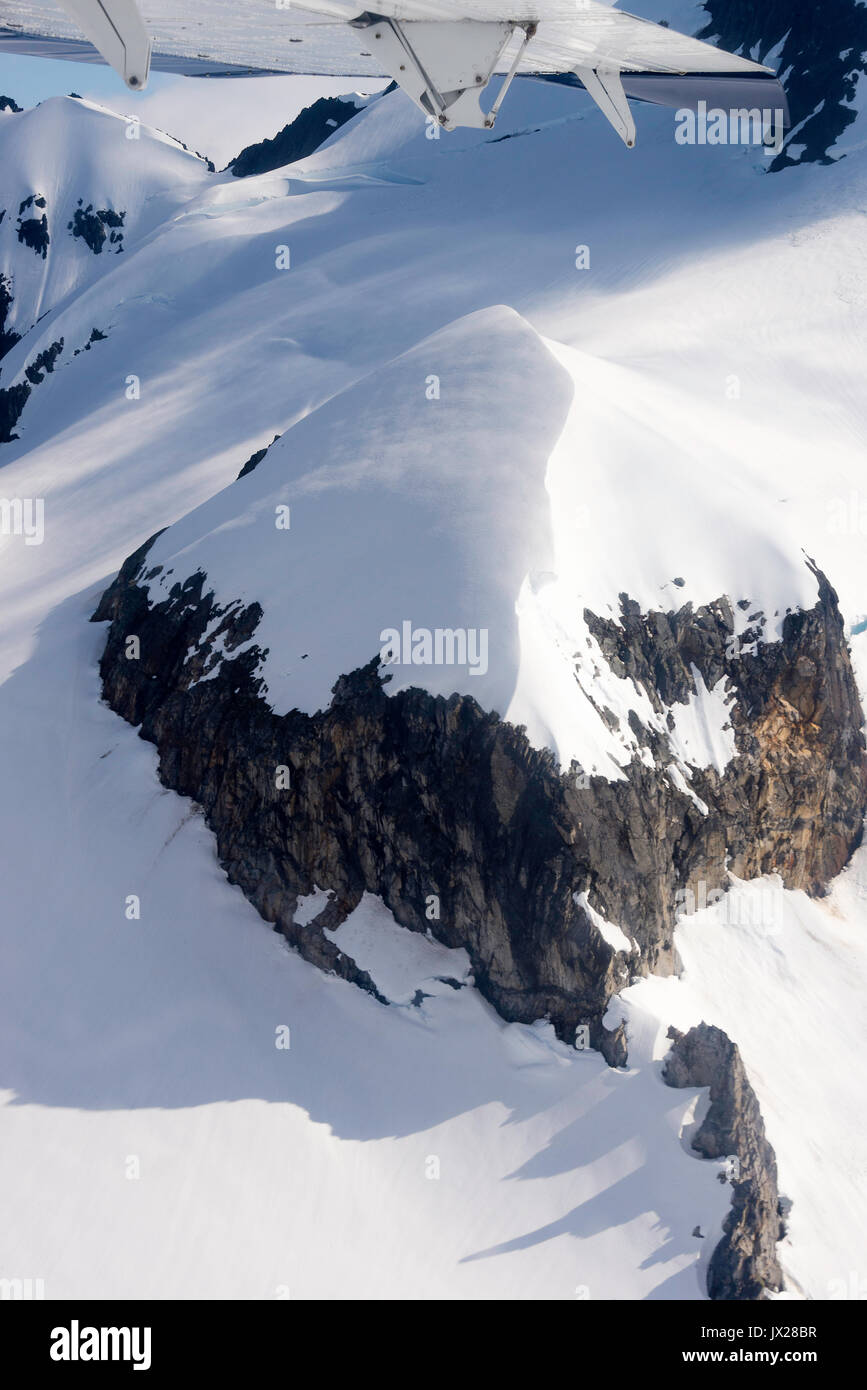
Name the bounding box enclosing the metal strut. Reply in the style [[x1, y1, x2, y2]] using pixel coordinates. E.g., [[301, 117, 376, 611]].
[[485, 23, 536, 128], [355, 14, 533, 131], [384, 18, 450, 124], [354, 14, 636, 141], [574, 65, 636, 148]]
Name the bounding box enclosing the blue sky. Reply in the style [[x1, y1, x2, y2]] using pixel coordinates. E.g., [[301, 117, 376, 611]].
[[0, 53, 175, 109]]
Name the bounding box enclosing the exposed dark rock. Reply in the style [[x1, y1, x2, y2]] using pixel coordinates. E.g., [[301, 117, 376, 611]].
[[0, 325, 104, 439], [597, 1017, 629, 1068], [0, 381, 31, 443], [0, 95, 23, 113], [664, 1022, 785, 1300], [237, 433, 282, 480], [0, 334, 67, 442], [73, 327, 109, 356], [0, 273, 20, 361], [697, 0, 867, 170], [16, 194, 49, 259], [539, 3, 864, 171], [69, 202, 125, 255], [92, 540, 865, 1052], [226, 96, 363, 176], [585, 566, 866, 895], [24, 338, 63, 385]]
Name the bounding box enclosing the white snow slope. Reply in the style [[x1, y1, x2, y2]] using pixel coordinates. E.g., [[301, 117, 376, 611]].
[[1, 64, 866, 1299]]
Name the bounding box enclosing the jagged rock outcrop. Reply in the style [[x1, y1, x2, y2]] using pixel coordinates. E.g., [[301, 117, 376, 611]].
[[0, 325, 108, 443], [664, 1022, 785, 1300], [237, 433, 281, 480], [226, 96, 365, 177], [0, 380, 30, 443], [68, 202, 125, 255], [586, 566, 866, 895], [16, 194, 49, 259], [225, 84, 399, 176], [24, 337, 63, 385], [92, 539, 865, 1056], [72, 327, 108, 357], [0, 272, 19, 360], [0, 336, 64, 442], [698, 0, 867, 171], [544, 1, 865, 171]]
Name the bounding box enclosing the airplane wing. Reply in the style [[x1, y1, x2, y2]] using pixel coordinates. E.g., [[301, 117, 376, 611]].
[[0, 0, 787, 145]]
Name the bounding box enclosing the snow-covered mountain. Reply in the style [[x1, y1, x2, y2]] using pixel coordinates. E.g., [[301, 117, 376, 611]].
[[0, 96, 213, 369], [1, 5, 866, 1302]]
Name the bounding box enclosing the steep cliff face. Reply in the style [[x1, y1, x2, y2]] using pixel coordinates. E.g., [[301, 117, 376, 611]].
[[586, 565, 867, 897], [697, 0, 867, 171], [664, 1023, 785, 1301], [92, 542, 866, 1069]]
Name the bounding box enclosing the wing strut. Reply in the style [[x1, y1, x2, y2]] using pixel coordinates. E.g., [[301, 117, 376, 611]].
[[56, 0, 151, 88], [574, 66, 636, 148], [353, 14, 524, 130], [484, 22, 537, 128]]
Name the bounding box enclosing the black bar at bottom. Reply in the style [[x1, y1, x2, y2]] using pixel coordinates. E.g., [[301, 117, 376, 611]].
[[1, 1295, 860, 1376]]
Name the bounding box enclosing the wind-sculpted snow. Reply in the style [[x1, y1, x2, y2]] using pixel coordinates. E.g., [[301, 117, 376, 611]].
[[135, 305, 576, 728]]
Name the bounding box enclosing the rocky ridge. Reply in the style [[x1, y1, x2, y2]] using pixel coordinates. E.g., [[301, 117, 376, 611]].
[[92, 543, 866, 1073], [664, 1022, 786, 1300]]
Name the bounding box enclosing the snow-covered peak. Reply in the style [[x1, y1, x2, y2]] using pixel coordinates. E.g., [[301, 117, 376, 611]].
[[0, 96, 212, 347], [139, 303, 572, 721]]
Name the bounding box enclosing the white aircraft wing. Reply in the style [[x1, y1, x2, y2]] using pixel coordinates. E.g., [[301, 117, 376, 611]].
[[0, 0, 786, 145]]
